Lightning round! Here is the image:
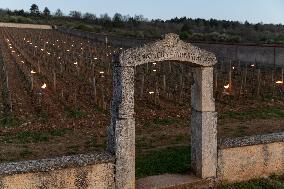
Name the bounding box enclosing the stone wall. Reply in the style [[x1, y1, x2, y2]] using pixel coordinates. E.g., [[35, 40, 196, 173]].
[[0, 22, 52, 30], [217, 132, 284, 183], [0, 152, 115, 189], [57, 27, 284, 67], [196, 43, 284, 67]]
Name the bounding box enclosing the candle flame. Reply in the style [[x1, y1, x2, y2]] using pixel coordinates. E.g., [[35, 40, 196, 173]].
[[149, 91, 154, 94], [224, 84, 230, 89], [41, 83, 47, 89], [276, 81, 283, 84], [31, 70, 36, 74]]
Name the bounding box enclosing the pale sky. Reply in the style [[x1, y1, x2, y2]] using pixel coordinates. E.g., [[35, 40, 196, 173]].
[[1, 0, 284, 24]]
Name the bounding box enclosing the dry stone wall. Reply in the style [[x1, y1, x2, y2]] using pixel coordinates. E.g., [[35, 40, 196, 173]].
[[0, 152, 115, 189], [0, 22, 52, 30], [57, 27, 284, 67], [218, 132, 284, 183]]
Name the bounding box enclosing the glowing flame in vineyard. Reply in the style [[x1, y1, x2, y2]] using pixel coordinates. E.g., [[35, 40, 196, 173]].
[[41, 83, 47, 89], [31, 70, 36, 74], [224, 84, 230, 89], [149, 92, 154, 94], [276, 81, 283, 84]]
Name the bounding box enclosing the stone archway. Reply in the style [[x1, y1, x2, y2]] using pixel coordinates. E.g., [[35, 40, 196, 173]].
[[108, 33, 217, 189]]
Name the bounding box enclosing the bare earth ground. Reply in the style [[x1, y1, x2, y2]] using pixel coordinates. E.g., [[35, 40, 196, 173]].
[[0, 97, 284, 163]]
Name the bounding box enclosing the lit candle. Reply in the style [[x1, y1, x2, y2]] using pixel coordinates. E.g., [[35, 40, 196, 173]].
[[41, 83, 47, 89], [224, 84, 230, 89]]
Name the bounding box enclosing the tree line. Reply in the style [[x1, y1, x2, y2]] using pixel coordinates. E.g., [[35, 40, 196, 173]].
[[0, 4, 284, 44]]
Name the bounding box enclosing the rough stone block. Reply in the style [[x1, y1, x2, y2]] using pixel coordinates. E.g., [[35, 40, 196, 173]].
[[115, 118, 135, 189], [191, 110, 217, 178], [191, 67, 215, 112], [111, 66, 135, 119]]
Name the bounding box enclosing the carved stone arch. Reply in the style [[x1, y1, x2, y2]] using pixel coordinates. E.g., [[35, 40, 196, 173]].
[[119, 33, 217, 67], [108, 33, 218, 189]]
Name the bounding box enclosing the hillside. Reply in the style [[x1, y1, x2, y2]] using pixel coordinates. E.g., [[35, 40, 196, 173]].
[[1, 7, 284, 44]]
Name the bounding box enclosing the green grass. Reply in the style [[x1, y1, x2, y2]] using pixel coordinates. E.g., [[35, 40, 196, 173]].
[[66, 108, 88, 119], [37, 110, 49, 124], [136, 137, 154, 149], [67, 145, 80, 155], [94, 106, 108, 114], [19, 148, 33, 158], [219, 174, 284, 189], [136, 146, 190, 178], [86, 136, 107, 150], [0, 116, 21, 128], [220, 107, 284, 120], [153, 118, 177, 125], [50, 128, 70, 137], [0, 128, 71, 144], [136, 145, 284, 188]]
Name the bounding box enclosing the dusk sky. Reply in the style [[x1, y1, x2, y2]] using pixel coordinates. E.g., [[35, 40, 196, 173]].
[[1, 0, 284, 24]]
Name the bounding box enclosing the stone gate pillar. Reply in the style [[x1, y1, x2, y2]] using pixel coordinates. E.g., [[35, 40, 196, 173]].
[[191, 66, 217, 178], [108, 55, 135, 189]]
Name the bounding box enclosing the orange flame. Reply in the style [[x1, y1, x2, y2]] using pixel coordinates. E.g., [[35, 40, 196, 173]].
[[41, 83, 47, 89], [224, 84, 230, 89]]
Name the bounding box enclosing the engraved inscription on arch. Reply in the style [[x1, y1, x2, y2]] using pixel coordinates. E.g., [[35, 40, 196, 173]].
[[119, 33, 217, 67]]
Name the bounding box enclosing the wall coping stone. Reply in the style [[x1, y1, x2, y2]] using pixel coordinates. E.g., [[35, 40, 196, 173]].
[[218, 132, 284, 149], [0, 151, 115, 176]]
